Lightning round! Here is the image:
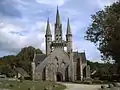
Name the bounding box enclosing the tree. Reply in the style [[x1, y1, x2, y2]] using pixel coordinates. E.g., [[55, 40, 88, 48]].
[[0, 46, 43, 78], [16, 46, 43, 76], [87, 60, 113, 76], [0, 55, 16, 77], [85, 1, 120, 74]]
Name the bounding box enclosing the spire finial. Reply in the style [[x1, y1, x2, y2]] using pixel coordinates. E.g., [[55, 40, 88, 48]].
[[57, 5, 58, 10], [66, 18, 72, 35], [56, 6, 60, 25], [46, 17, 51, 35], [47, 17, 49, 24]]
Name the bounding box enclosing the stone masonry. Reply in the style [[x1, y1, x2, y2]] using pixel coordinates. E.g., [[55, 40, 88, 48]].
[[31, 7, 90, 82]]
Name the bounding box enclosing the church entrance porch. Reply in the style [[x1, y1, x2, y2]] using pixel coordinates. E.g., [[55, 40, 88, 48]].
[[56, 72, 63, 81]]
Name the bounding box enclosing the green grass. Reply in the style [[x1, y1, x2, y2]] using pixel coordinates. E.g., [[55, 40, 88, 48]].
[[99, 87, 120, 90], [0, 80, 66, 90]]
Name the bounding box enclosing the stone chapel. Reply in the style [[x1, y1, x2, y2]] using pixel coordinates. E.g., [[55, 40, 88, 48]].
[[31, 8, 90, 82]]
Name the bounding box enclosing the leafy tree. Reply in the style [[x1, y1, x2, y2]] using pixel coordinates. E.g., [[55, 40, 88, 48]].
[[87, 60, 113, 76], [85, 1, 120, 74], [0, 46, 43, 78], [16, 46, 43, 76], [0, 55, 16, 77]]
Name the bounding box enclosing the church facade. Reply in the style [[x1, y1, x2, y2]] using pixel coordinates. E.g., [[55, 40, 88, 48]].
[[32, 8, 90, 82]]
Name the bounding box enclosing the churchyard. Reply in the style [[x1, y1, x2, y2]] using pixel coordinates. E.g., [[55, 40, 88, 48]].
[[0, 79, 120, 90], [0, 80, 66, 90], [0, 0, 120, 90]]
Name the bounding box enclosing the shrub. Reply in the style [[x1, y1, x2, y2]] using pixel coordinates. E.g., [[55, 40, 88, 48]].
[[101, 85, 106, 89], [82, 78, 93, 84], [73, 80, 82, 84], [83, 80, 92, 84], [83, 78, 93, 81], [92, 80, 103, 84], [9, 84, 14, 88]]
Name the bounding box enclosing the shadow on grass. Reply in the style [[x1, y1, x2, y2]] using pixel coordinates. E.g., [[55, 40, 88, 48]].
[[0, 80, 66, 90]]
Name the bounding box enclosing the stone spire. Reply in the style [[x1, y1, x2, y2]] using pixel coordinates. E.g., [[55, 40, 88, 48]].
[[45, 18, 52, 55], [56, 6, 60, 25], [46, 18, 51, 35], [66, 18, 72, 52], [66, 18, 72, 35], [54, 7, 62, 42]]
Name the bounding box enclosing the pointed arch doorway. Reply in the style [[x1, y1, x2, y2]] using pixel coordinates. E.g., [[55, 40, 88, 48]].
[[56, 72, 63, 81]]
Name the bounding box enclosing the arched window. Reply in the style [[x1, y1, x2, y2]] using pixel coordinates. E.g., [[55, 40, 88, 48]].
[[65, 66, 69, 81], [61, 62, 65, 68], [56, 38, 58, 40], [42, 67, 46, 81], [76, 59, 80, 80], [55, 56, 58, 61], [57, 63, 59, 68]]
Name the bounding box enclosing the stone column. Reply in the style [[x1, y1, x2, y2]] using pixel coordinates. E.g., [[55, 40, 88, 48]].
[[74, 62, 77, 81], [31, 62, 35, 81], [80, 65, 83, 81], [45, 66, 48, 81], [71, 60, 75, 81], [68, 65, 71, 81], [62, 72, 65, 81], [68, 53, 74, 81], [71, 53, 75, 82], [53, 64, 56, 81], [80, 59, 83, 81], [53, 72, 56, 81], [86, 65, 91, 78]]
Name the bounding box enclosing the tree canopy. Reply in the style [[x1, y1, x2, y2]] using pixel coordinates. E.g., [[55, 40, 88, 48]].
[[0, 46, 43, 77], [87, 60, 116, 76], [85, 1, 120, 74], [0, 46, 115, 80]]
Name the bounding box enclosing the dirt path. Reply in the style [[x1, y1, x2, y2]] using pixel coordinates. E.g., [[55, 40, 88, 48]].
[[62, 83, 101, 90]]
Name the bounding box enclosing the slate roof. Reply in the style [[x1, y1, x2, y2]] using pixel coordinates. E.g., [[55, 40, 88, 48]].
[[73, 52, 87, 63], [80, 52, 87, 63], [33, 54, 46, 65], [73, 52, 79, 60], [15, 67, 30, 77], [33, 52, 86, 65]]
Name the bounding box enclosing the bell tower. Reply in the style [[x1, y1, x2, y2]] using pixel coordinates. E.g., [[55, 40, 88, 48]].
[[66, 18, 74, 81], [66, 18, 72, 53], [54, 7, 62, 42], [45, 18, 52, 55]]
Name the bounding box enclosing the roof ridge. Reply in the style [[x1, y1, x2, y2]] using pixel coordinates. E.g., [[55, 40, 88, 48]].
[[35, 53, 45, 55]]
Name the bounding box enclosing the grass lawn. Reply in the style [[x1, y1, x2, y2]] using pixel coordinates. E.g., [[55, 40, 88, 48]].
[[99, 87, 120, 90], [0, 80, 66, 90]]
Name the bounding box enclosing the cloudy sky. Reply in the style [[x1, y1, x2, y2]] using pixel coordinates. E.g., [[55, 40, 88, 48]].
[[0, 0, 117, 62]]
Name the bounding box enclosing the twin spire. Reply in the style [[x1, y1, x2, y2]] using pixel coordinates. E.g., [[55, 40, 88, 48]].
[[67, 18, 71, 35], [56, 6, 61, 25], [46, 7, 71, 35], [46, 18, 51, 35]]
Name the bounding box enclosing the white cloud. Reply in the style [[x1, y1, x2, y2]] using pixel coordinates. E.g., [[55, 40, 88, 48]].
[[0, 0, 117, 62], [36, 0, 66, 6], [96, 0, 118, 9], [73, 40, 102, 62], [0, 21, 46, 54], [0, 23, 23, 52]]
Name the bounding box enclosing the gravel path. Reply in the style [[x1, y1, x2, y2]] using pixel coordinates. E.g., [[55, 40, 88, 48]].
[[62, 83, 101, 90]]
